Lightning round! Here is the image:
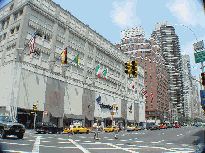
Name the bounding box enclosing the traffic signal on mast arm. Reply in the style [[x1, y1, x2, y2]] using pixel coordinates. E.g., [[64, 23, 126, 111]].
[[33, 104, 37, 112], [131, 60, 137, 77], [125, 61, 132, 74], [201, 72, 205, 85]]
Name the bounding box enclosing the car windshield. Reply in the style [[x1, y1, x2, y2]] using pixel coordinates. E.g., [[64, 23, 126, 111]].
[[107, 126, 112, 128], [0, 116, 12, 122]]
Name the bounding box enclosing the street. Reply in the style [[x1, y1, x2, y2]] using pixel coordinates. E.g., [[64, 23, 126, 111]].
[[0, 126, 204, 153]]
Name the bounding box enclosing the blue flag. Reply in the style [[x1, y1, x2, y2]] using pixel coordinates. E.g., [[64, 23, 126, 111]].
[[129, 105, 132, 110], [96, 95, 101, 104]]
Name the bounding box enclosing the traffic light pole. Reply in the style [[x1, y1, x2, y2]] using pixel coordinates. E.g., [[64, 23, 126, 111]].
[[34, 111, 37, 130]]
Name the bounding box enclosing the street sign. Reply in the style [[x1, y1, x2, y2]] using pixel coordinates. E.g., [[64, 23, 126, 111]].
[[44, 111, 48, 115], [200, 90, 205, 105], [194, 50, 205, 63], [193, 40, 204, 52], [111, 112, 114, 115]]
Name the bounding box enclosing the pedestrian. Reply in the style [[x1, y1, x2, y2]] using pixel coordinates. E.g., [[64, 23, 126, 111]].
[[69, 123, 74, 138], [93, 121, 99, 140], [114, 124, 119, 139]]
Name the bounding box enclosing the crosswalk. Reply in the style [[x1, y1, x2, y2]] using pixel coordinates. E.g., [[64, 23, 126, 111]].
[[0, 133, 199, 153]]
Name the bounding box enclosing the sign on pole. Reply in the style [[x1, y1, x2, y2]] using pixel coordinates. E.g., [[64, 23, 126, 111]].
[[111, 112, 114, 115], [44, 111, 48, 115], [194, 50, 205, 63], [200, 90, 205, 106]]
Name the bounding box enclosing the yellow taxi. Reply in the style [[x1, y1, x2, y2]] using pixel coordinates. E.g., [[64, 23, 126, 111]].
[[126, 126, 135, 132], [73, 125, 90, 134], [135, 126, 139, 131], [103, 126, 119, 132], [64, 127, 70, 133]]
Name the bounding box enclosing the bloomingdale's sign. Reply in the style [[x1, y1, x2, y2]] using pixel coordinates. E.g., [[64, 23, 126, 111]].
[[99, 103, 118, 110]]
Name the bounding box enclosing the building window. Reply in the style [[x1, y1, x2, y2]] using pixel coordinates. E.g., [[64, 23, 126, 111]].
[[146, 106, 148, 109], [13, 13, 18, 21], [19, 9, 23, 16], [3, 33, 7, 40], [10, 28, 15, 34], [16, 25, 20, 32], [44, 35, 50, 41], [151, 105, 153, 108], [10, 4, 14, 11]]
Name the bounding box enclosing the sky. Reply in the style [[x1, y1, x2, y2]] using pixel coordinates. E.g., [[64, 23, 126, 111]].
[[1, 0, 205, 86]]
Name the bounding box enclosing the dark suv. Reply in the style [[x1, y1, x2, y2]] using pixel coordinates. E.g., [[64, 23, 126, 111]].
[[0, 116, 25, 139], [35, 122, 63, 134]]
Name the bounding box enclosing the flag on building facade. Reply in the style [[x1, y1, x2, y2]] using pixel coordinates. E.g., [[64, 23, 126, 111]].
[[129, 105, 132, 110], [141, 88, 148, 98], [150, 92, 153, 100], [95, 64, 101, 79], [103, 68, 108, 80], [28, 33, 36, 55], [61, 48, 67, 64], [132, 85, 135, 89], [96, 95, 101, 104], [74, 54, 79, 68]]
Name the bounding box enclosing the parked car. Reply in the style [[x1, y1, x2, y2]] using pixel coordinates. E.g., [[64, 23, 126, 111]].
[[35, 122, 63, 134], [149, 125, 160, 130], [146, 123, 155, 130], [174, 124, 181, 128], [136, 126, 145, 130], [160, 125, 167, 129], [0, 116, 25, 139], [103, 126, 119, 132], [126, 126, 135, 132], [72, 125, 90, 134], [167, 124, 173, 128]]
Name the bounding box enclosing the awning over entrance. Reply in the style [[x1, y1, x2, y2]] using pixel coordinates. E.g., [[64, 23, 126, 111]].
[[94, 117, 103, 121], [85, 116, 93, 120], [64, 114, 83, 120]]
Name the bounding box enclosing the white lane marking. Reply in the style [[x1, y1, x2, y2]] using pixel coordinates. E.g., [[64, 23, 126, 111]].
[[84, 141, 92, 142], [107, 143, 136, 153], [162, 140, 165, 141], [108, 139, 114, 140], [18, 144, 30, 145], [75, 140, 81, 142], [32, 136, 41, 153], [104, 137, 108, 138], [138, 146, 148, 147], [151, 142, 159, 143], [41, 141, 51, 142], [58, 147, 78, 149], [2, 150, 31, 153], [166, 143, 173, 144], [42, 146, 56, 148], [135, 141, 143, 142], [116, 144, 124, 146], [28, 140, 35, 141], [57, 142, 72, 143], [120, 140, 128, 141], [127, 145, 136, 147], [68, 139, 90, 153]]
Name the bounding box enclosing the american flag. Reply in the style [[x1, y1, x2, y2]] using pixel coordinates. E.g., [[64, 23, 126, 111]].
[[141, 88, 148, 98], [28, 33, 36, 55]]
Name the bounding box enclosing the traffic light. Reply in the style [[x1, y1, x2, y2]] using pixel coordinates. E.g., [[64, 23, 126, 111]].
[[201, 72, 205, 85], [125, 61, 132, 74], [33, 104, 37, 112], [131, 60, 137, 77]]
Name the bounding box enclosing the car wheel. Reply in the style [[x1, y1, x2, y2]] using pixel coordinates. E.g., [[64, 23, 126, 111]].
[[86, 130, 89, 134], [76, 130, 80, 134], [45, 130, 49, 134], [0, 129, 6, 138], [17, 133, 24, 139]]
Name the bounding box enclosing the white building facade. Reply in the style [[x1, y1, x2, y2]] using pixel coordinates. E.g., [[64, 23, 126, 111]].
[[0, 0, 145, 128]]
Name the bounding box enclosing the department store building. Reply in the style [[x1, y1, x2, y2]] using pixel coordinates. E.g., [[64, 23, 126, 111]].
[[0, 0, 145, 128]]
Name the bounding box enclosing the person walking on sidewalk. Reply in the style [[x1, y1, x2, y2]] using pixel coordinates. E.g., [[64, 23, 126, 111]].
[[114, 124, 119, 139]]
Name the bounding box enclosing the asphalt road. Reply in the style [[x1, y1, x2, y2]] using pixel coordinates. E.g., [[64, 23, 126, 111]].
[[0, 126, 204, 153]]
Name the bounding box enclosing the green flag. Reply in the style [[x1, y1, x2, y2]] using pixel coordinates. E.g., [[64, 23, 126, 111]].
[[95, 64, 100, 72], [103, 68, 108, 76], [74, 54, 79, 68]]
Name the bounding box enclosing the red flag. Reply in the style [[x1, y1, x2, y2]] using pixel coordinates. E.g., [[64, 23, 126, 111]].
[[150, 92, 153, 100], [98, 73, 101, 79], [132, 85, 134, 89], [28, 33, 36, 55]]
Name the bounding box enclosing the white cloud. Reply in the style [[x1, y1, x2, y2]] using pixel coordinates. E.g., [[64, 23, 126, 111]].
[[110, 0, 141, 29], [166, 0, 205, 27]]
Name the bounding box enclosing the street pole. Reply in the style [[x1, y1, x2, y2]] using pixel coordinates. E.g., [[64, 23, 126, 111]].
[[34, 111, 36, 130]]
